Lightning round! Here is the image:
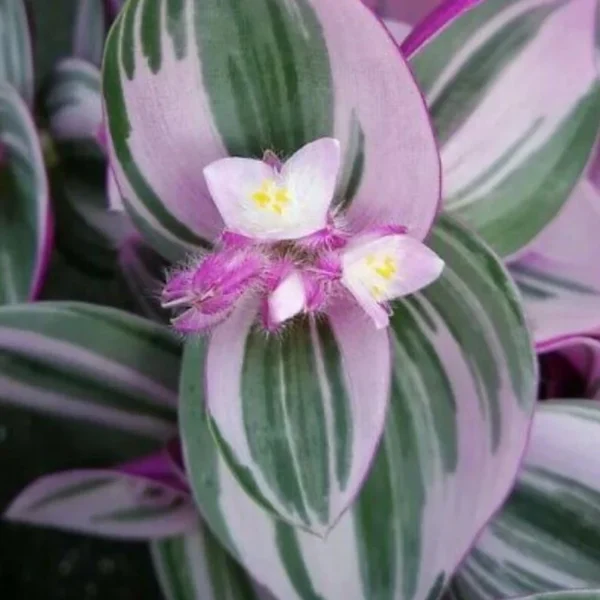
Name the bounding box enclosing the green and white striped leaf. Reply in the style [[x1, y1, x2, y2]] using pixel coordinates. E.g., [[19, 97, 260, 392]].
[[151, 525, 272, 600], [46, 58, 103, 147], [509, 178, 600, 345], [201, 291, 393, 535], [0, 82, 52, 304], [0, 302, 180, 465], [103, 0, 440, 260], [73, 0, 108, 67], [181, 215, 537, 600], [450, 401, 600, 600], [409, 0, 600, 258], [0, 0, 34, 105], [44, 58, 133, 273], [5, 469, 197, 539], [366, 0, 444, 29]]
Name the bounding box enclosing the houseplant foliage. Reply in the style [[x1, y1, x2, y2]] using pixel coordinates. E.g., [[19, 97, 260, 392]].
[[0, 0, 599, 599]]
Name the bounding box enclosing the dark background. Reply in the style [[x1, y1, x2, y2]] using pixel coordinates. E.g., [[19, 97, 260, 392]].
[[0, 1, 163, 598]]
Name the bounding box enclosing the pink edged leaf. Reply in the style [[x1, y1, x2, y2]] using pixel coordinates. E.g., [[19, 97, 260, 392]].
[[46, 58, 104, 145], [509, 177, 600, 346], [451, 401, 600, 598], [382, 19, 413, 45], [118, 446, 190, 493], [151, 524, 271, 600], [366, 0, 447, 28], [5, 469, 197, 539], [107, 167, 124, 211], [302, 0, 440, 239], [0, 83, 52, 303], [103, 0, 439, 259], [0, 303, 183, 516], [43, 58, 133, 268], [73, 0, 109, 67], [0, 0, 34, 107], [401, 0, 484, 56], [199, 298, 392, 535], [0, 302, 180, 465], [408, 0, 600, 257], [375, 0, 482, 49], [180, 215, 537, 599]]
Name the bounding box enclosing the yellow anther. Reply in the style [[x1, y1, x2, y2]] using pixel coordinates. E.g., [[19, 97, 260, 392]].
[[251, 180, 291, 215], [361, 254, 398, 300], [371, 284, 385, 300], [374, 257, 397, 280], [252, 190, 271, 208], [366, 255, 397, 280]]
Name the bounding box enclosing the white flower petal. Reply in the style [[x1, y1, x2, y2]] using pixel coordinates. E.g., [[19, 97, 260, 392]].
[[281, 137, 340, 235], [341, 234, 444, 326], [268, 272, 306, 326], [203, 138, 340, 242]]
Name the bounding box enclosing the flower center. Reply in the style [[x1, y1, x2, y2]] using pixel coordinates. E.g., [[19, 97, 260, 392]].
[[251, 179, 291, 215]]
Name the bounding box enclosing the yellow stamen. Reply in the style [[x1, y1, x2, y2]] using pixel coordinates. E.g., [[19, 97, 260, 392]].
[[371, 284, 385, 300], [364, 254, 398, 300], [251, 180, 291, 215], [375, 257, 397, 280]]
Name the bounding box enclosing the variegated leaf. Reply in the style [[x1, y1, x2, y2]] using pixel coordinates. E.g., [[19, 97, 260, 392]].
[[44, 58, 132, 272], [71, 0, 126, 68], [0, 82, 52, 304], [5, 469, 197, 539], [0, 302, 180, 462], [103, 0, 440, 260], [367, 0, 446, 28], [181, 215, 537, 599], [0, 0, 34, 105], [450, 401, 600, 600], [202, 299, 392, 535], [46, 58, 104, 147], [408, 0, 600, 257], [73, 0, 108, 67], [510, 178, 600, 346], [151, 526, 272, 600]]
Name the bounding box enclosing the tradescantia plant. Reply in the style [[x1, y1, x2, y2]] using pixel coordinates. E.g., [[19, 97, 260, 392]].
[[1, 0, 600, 598], [0, 0, 51, 305]]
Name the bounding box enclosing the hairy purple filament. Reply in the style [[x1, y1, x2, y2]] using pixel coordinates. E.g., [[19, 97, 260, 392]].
[[161, 226, 350, 333]]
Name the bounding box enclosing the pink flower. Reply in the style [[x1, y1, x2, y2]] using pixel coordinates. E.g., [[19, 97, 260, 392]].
[[161, 138, 444, 333]]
